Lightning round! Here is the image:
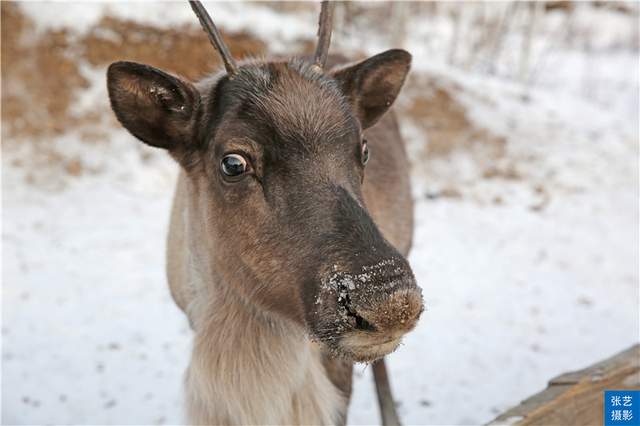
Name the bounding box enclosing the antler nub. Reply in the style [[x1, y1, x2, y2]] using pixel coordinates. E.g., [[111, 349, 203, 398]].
[[189, 0, 238, 76], [313, 1, 335, 69]]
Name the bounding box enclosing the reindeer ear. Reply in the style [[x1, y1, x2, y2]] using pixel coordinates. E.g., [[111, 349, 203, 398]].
[[107, 61, 200, 150], [332, 49, 411, 130]]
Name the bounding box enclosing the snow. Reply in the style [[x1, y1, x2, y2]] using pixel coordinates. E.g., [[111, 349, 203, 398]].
[[3, 2, 639, 425]]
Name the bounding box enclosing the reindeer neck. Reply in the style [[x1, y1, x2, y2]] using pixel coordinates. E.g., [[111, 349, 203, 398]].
[[184, 276, 343, 424]]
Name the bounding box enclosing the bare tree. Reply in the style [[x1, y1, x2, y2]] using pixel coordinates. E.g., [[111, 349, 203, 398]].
[[519, 1, 543, 85], [448, 6, 462, 66]]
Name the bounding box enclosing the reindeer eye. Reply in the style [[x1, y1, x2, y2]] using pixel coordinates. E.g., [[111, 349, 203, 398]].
[[221, 154, 247, 178], [361, 140, 370, 165]]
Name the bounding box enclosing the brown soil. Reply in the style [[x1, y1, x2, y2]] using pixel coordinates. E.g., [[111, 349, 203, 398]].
[[80, 16, 265, 81], [1, 3, 266, 141], [403, 75, 506, 160], [1, 2, 90, 138], [399, 74, 517, 189]]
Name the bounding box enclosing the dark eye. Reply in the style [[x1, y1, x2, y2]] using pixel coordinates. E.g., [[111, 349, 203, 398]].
[[221, 154, 248, 179], [361, 140, 370, 165]]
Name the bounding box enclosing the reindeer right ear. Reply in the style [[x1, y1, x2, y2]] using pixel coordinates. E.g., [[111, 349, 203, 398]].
[[107, 61, 200, 150], [331, 49, 411, 130]]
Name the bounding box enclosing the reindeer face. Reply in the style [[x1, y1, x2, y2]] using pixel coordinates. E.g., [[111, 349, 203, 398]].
[[107, 50, 422, 362], [107, 2, 422, 363]]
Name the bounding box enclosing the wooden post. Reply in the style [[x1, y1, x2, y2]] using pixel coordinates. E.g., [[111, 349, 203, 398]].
[[489, 344, 640, 425], [373, 358, 402, 426]]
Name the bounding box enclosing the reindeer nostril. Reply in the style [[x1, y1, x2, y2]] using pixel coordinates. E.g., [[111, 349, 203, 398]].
[[336, 279, 378, 332], [353, 313, 376, 332]]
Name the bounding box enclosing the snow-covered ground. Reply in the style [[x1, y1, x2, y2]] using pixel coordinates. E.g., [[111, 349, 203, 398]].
[[2, 2, 639, 425]]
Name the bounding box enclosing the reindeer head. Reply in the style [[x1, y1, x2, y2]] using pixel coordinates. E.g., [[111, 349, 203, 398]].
[[107, 1, 422, 363]]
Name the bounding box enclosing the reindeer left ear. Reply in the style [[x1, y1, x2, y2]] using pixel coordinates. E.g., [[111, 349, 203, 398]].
[[331, 49, 411, 130], [107, 61, 200, 151]]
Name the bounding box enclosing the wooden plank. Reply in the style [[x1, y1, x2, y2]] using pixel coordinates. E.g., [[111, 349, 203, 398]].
[[489, 344, 640, 426]]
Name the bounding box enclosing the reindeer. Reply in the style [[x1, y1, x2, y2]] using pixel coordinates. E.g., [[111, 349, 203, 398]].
[[106, 1, 423, 424]]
